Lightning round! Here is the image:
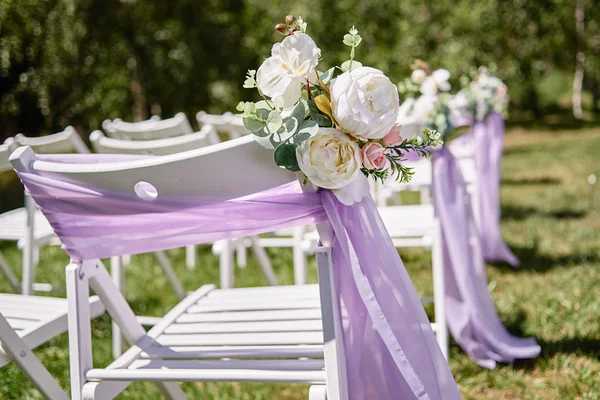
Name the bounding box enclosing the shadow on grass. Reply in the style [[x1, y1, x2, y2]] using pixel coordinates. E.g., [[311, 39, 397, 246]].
[[489, 243, 599, 273], [501, 177, 561, 186], [500, 204, 587, 221]]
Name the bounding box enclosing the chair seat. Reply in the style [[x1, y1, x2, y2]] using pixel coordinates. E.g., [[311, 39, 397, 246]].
[[0, 208, 56, 244], [87, 284, 326, 385], [0, 294, 105, 367]]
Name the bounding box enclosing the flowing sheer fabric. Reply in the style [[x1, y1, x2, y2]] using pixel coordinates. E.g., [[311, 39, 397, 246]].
[[16, 153, 460, 400], [473, 113, 520, 267], [432, 147, 540, 368]]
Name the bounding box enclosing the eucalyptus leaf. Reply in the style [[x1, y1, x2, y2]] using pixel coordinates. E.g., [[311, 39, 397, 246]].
[[273, 144, 300, 171], [297, 119, 319, 139], [266, 110, 283, 132], [243, 117, 266, 134], [290, 101, 307, 122], [293, 132, 312, 144], [340, 60, 363, 72], [320, 67, 335, 84]]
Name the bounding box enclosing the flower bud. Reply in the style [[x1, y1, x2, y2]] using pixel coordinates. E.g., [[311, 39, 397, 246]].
[[275, 23, 287, 35], [285, 15, 296, 25]]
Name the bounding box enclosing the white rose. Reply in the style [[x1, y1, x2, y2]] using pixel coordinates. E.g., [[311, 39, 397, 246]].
[[420, 68, 451, 96], [411, 69, 427, 85], [330, 67, 400, 140], [296, 128, 362, 190], [257, 32, 321, 108], [412, 95, 438, 123]]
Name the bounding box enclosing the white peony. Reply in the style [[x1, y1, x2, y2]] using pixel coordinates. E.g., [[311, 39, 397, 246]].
[[296, 128, 368, 205], [330, 67, 400, 140], [257, 32, 321, 108], [420, 68, 451, 96], [411, 68, 427, 85]]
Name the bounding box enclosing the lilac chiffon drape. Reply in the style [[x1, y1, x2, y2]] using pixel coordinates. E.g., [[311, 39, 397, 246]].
[[432, 147, 540, 368], [16, 153, 460, 400], [473, 112, 520, 267]]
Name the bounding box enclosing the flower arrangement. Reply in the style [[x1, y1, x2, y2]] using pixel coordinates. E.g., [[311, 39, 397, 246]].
[[397, 61, 455, 137], [237, 16, 442, 204], [456, 66, 509, 121]]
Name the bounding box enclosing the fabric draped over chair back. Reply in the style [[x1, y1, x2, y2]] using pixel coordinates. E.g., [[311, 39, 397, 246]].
[[15, 152, 461, 400]]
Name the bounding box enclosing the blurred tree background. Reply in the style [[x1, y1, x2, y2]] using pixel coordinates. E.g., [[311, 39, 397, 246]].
[[0, 0, 599, 140]]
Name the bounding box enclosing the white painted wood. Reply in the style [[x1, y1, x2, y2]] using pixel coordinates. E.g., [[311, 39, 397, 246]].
[[309, 385, 328, 400], [315, 247, 347, 400], [249, 236, 278, 286], [110, 256, 125, 358], [89, 126, 215, 155], [293, 226, 308, 285], [86, 368, 326, 383], [21, 193, 36, 295], [103, 112, 193, 141], [153, 251, 187, 300], [14, 126, 90, 154], [185, 245, 196, 270], [128, 358, 325, 371], [176, 308, 321, 324], [196, 111, 249, 141], [187, 298, 321, 313], [164, 319, 323, 334], [219, 239, 234, 289], [432, 218, 449, 359], [139, 345, 324, 359], [0, 252, 20, 292], [0, 313, 69, 400]]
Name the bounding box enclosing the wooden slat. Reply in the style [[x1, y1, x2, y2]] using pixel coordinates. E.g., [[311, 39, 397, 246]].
[[188, 299, 321, 314], [129, 358, 325, 371], [177, 308, 322, 323], [208, 284, 319, 299], [157, 331, 323, 347], [164, 320, 323, 334], [140, 345, 324, 360], [5, 318, 39, 331], [86, 367, 326, 384]]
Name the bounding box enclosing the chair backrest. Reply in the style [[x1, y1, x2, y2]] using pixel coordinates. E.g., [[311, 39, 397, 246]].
[[196, 111, 249, 141], [89, 124, 216, 156], [14, 127, 90, 154], [0, 141, 15, 172], [11, 135, 296, 201], [103, 112, 193, 141]]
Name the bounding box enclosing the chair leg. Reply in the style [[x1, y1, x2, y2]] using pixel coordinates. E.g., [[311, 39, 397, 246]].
[[0, 314, 69, 400], [235, 239, 248, 269], [185, 245, 196, 270], [309, 385, 328, 400], [154, 251, 187, 299], [22, 192, 36, 295], [0, 251, 21, 293], [219, 239, 234, 289], [250, 236, 278, 286], [157, 382, 188, 400], [110, 256, 124, 358], [432, 218, 449, 359], [293, 226, 307, 285]]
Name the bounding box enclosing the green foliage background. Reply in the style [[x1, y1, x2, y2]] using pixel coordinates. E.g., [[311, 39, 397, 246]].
[[1, 0, 599, 139]]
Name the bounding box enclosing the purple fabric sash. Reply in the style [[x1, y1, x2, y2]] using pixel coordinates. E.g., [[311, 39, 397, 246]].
[[16, 154, 461, 400], [432, 147, 540, 368], [473, 113, 520, 267]]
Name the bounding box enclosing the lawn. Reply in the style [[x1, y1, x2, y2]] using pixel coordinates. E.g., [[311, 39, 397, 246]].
[[0, 126, 599, 399]]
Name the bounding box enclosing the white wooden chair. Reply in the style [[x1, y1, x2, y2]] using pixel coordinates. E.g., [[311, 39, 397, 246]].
[[10, 136, 346, 400], [196, 111, 249, 141], [0, 293, 105, 400], [0, 128, 89, 295], [102, 113, 195, 141]]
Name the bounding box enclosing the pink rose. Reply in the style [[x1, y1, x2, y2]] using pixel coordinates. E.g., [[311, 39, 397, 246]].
[[361, 142, 388, 170], [382, 125, 403, 146]]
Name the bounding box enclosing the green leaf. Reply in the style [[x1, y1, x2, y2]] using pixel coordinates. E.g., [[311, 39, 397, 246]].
[[343, 34, 354, 47], [320, 67, 335, 84], [266, 110, 283, 132], [340, 60, 363, 72], [290, 101, 307, 122], [273, 144, 300, 171], [297, 119, 319, 139], [243, 117, 266, 134], [284, 116, 299, 135]]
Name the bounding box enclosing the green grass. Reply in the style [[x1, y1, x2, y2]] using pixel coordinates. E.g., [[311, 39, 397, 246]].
[[1, 127, 599, 399]]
